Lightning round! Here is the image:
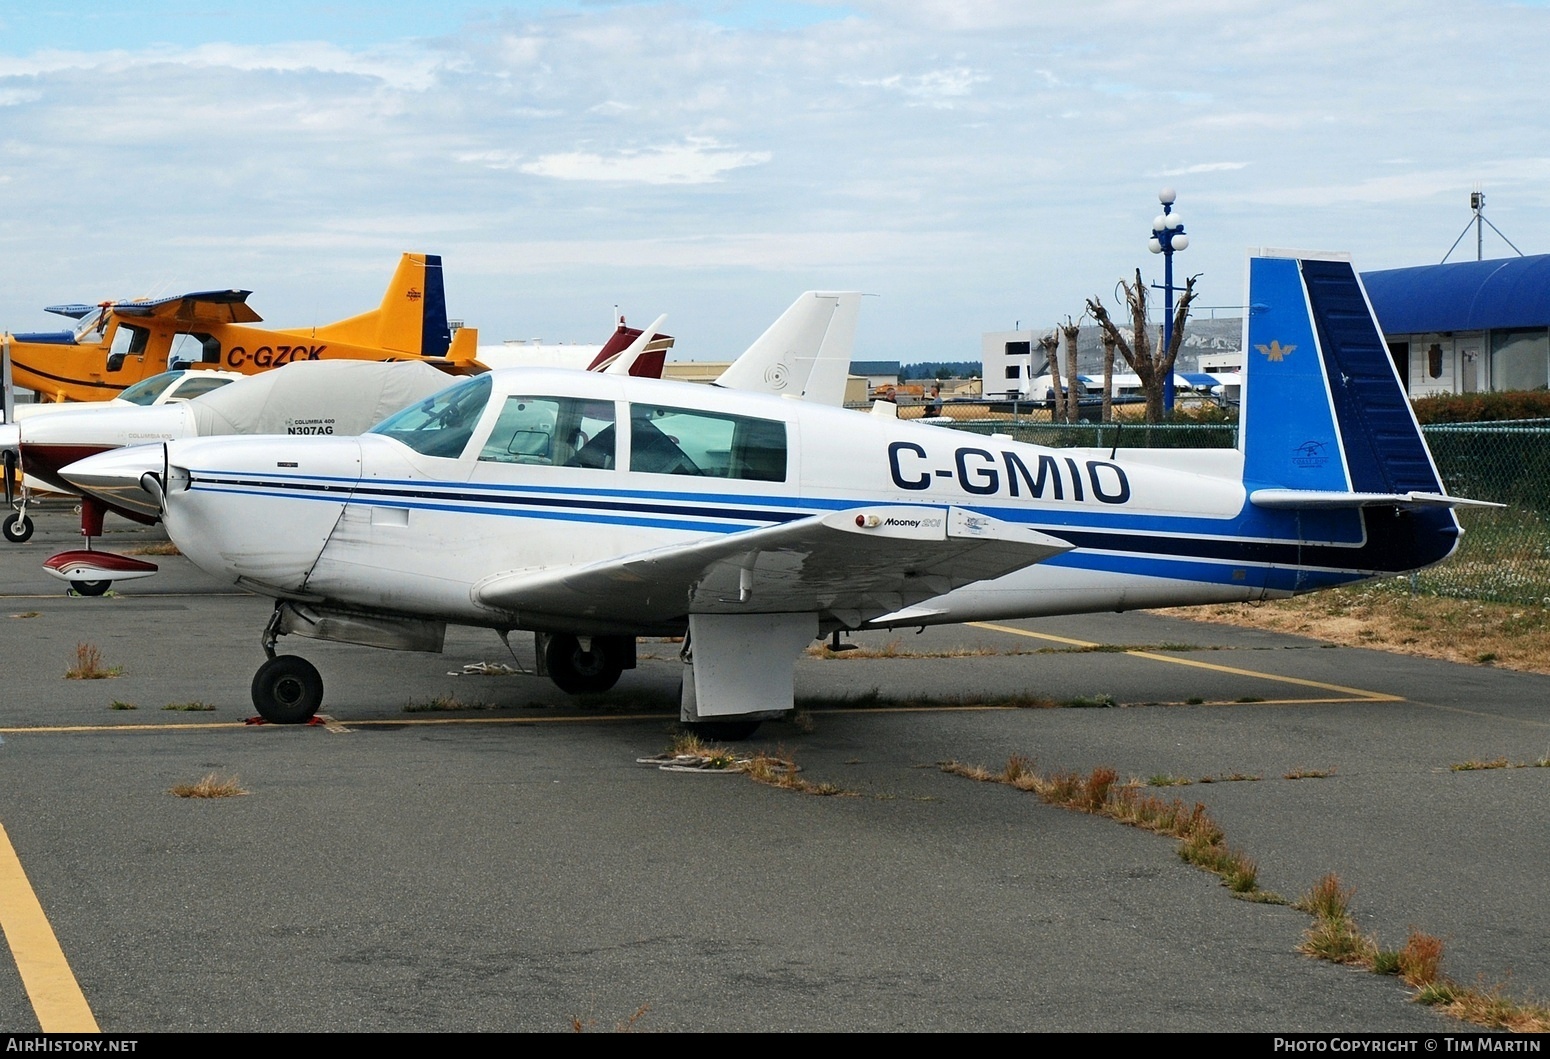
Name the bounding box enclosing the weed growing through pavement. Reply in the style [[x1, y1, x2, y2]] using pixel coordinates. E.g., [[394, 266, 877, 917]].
[[109, 701, 137, 711], [569, 1003, 651, 1032], [1283, 766, 1336, 780], [404, 695, 499, 712], [943, 757, 1550, 1030], [169, 773, 248, 799], [806, 638, 999, 660], [162, 702, 216, 712], [1292, 876, 1550, 1031], [660, 733, 852, 796], [1450, 755, 1550, 771], [940, 758, 1276, 902], [65, 642, 120, 679], [9, 611, 40, 619], [126, 542, 181, 556]]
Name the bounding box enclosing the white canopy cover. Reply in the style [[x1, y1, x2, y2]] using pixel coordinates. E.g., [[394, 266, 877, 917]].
[[189, 359, 454, 437]]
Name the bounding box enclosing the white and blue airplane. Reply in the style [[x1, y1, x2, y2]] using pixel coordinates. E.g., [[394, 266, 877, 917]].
[[62, 254, 1481, 738]]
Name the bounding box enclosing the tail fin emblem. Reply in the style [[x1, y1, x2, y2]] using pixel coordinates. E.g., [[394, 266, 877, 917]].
[[405, 287, 423, 302], [1256, 340, 1294, 362]]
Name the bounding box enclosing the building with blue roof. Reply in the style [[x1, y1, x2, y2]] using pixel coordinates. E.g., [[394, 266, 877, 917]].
[[1362, 254, 1550, 396]]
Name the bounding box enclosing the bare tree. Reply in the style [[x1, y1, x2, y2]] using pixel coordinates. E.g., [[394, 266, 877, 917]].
[[1061, 317, 1083, 423], [1100, 330, 1117, 423], [1085, 269, 1199, 423], [1037, 331, 1063, 421]]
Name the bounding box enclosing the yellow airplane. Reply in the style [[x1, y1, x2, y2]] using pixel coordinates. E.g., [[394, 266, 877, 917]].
[[6, 253, 479, 403]]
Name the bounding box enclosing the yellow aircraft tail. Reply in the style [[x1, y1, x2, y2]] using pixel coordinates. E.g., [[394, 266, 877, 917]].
[[306, 253, 454, 357]]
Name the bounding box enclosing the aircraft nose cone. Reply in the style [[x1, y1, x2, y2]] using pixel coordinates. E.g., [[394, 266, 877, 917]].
[[59, 445, 166, 520]]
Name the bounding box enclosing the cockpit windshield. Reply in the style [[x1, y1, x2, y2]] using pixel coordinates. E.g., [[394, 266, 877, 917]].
[[115, 371, 187, 406], [369, 374, 493, 458], [73, 307, 110, 344]]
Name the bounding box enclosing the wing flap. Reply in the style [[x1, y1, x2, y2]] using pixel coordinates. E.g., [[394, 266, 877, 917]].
[[1249, 488, 1503, 510], [473, 505, 1072, 626]]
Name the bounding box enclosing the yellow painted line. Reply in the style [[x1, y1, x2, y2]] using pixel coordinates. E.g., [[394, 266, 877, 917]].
[[0, 821, 98, 1032], [968, 621, 1403, 703]]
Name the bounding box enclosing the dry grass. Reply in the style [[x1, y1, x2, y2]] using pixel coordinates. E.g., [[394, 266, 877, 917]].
[[169, 773, 248, 799], [1293, 874, 1379, 965], [162, 701, 216, 712], [943, 758, 1276, 901], [126, 542, 181, 556], [65, 642, 120, 679], [1160, 584, 1550, 676], [569, 1003, 651, 1033], [1292, 878, 1550, 1030], [1450, 756, 1550, 771], [659, 734, 853, 796], [404, 695, 498, 712], [806, 638, 998, 660], [949, 753, 1550, 1031], [9, 611, 40, 619], [1283, 766, 1336, 780]]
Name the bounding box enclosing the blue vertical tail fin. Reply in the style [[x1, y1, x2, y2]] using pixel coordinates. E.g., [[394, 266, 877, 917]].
[[1241, 251, 1445, 498]]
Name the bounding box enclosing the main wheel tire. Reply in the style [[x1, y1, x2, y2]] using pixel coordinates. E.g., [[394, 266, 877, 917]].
[[682, 720, 762, 741], [2, 514, 32, 543], [544, 633, 624, 695], [70, 579, 110, 596], [251, 655, 323, 724]]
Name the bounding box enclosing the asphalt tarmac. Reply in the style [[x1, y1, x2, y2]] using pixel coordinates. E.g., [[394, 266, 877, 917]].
[[1, 506, 1546, 1032]]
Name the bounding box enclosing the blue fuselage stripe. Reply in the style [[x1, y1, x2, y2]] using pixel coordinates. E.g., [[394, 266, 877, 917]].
[[186, 468, 1457, 582]]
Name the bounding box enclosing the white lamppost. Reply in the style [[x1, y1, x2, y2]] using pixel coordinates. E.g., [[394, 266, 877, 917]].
[[1148, 187, 1189, 414]]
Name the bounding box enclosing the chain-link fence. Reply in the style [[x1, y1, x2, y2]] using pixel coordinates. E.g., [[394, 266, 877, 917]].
[[1416, 422, 1550, 604], [931, 413, 1550, 604]]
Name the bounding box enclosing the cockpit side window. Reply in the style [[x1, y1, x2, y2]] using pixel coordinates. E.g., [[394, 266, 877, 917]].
[[74, 309, 109, 345], [369, 374, 493, 459]]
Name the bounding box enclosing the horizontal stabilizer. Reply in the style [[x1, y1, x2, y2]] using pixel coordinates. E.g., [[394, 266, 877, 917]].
[[1249, 488, 1503, 510], [45, 303, 98, 320], [474, 505, 1071, 626]]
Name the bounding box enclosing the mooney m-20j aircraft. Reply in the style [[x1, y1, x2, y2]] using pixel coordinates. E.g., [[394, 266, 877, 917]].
[[64, 254, 1483, 738], [4, 253, 478, 404]]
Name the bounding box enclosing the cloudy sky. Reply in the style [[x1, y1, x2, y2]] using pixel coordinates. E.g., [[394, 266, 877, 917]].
[[1, 1, 1547, 361]]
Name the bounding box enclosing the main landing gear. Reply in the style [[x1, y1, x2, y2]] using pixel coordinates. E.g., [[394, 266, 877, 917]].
[[3, 450, 34, 542], [251, 655, 324, 724], [542, 633, 629, 695], [3, 512, 32, 543], [251, 607, 323, 724]]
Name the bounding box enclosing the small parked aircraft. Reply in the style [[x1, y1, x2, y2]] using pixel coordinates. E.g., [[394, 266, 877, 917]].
[[63, 260, 1482, 738], [3, 310, 669, 545], [4, 253, 479, 405]]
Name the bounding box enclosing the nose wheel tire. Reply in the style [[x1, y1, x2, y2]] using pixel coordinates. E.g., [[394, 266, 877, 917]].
[[2, 514, 32, 543], [69, 579, 111, 596], [251, 655, 324, 724], [544, 633, 624, 695]]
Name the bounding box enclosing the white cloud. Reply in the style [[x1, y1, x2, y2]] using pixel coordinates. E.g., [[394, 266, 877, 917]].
[[519, 139, 772, 185], [1157, 162, 1250, 176]]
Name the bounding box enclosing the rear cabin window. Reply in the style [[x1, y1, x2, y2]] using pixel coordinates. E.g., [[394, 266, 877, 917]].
[[478, 396, 617, 469], [628, 404, 787, 481], [369, 374, 492, 459]]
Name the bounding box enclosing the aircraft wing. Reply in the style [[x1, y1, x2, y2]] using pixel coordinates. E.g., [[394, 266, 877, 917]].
[[110, 290, 263, 325], [473, 505, 1072, 627]]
